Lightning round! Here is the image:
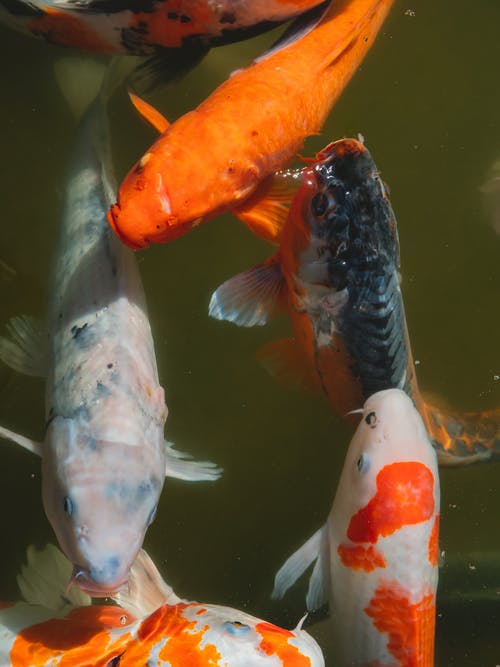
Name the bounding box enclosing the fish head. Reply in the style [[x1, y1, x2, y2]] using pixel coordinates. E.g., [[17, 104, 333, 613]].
[[147, 603, 325, 667], [286, 138, 399, 292], [332, 388, 440, 547], [42, 418, 164, 596]]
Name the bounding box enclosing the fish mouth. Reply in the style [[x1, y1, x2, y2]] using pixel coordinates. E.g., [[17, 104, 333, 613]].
[[71, 565, 128, 597], [107, 204, 148, 251]]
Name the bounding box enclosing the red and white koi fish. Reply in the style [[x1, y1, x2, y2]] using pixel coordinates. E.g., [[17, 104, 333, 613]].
[[209, 137, 500, 464], [0, 0, 325, 57], [273, 388, 440, 667], [0, 58, 220, 597], [0, 544, 325, 667]]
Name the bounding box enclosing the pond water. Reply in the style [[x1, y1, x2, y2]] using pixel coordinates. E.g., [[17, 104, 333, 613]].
[[0, 0, 499, 664]]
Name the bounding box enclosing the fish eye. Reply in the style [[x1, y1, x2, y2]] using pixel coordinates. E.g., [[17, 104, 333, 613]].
[[63, 496, 74, 517], [223, 621, 251, 636], [147, 505, 157, 526], [356, 454, 369, 474], [364, 411, 377, 428]]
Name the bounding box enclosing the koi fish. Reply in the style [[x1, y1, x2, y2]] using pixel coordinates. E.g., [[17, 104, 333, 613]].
[[209, 137, 500, 464], [0, 544, 325, 667], [108, 0, 395, 249], [0, 0, 325, 56], [0, 58, 220, 597], [273, 388, 440, 667]]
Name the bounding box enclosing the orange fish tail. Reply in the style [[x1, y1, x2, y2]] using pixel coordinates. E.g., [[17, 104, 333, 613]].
[[422, 402, 500, 465]]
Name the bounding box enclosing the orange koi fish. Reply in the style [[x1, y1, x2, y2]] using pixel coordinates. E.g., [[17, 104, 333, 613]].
[[273, 389, 440, 667], [0, 0, 325, 55], [0, 544, 325, 667], [209, 138, 500, 464], [108, 0, 395, 249]]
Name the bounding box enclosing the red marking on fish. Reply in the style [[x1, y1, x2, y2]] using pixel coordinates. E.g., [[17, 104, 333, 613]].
[[364, 580, 435, 667], [337, 543, 386, 571], [347, 462, 435, 544], [427, 516, 439, 567], [256, 622, 312, 667]]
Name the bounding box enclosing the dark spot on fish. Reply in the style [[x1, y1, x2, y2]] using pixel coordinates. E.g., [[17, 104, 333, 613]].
[[156, 225, 161, 229], [107, 363, 114, 369], [167, 11, 178, 19], [365, 411, 377, 428], [251, 130, 259, 137], [363, 36, 369, 42], [71, 323, 88, 340], [220, 11, 236, 24], [106, 653, 124, 667], [180, 14, 191, 23]]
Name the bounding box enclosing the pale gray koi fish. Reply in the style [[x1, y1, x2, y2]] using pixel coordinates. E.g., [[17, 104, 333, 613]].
[[0, 57, 220, 597]]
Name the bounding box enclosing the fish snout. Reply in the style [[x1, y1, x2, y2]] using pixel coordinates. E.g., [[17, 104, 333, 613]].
[[107, 204, 147, 250], [72, 556, 128, 596]]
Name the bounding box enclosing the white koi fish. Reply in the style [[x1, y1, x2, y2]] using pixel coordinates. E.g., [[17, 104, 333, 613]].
[[0, 58, 220, 597], [0, 544, 325, 667], [273, 388, 440, 667]]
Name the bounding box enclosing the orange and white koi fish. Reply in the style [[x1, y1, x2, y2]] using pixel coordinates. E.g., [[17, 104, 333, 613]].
[[0, 58, 220, 597], [108, 0, 395, 249], [273, 388, 440, 667], [0, 0, 325, 57], [0, 544, 325, 667], [209, 137, 500, 464]]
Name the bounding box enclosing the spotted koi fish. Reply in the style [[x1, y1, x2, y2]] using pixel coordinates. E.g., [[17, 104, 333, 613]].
[[0, 0, 325, 56], [0, 544, 325, 667], [107, 0, 395, 249], [209, 137, 500, 464], [272, 388, 440, 667], [0, 58, 220, 597]]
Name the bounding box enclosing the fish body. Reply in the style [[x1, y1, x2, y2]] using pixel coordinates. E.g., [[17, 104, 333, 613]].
[[0, 60, 219, 596], [273, 388, 440, 667], [0, 546, 325, 667], [209, 138, 500, 464], [108, 0, 395, 249], [0, 0, 325, 54]]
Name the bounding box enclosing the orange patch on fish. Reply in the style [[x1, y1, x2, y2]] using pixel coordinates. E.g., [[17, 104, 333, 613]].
[[10, 606, 133, 667], [347, 462, 435, 544], [427, 515, 440, 567], [337, 543, 386, 571], [364, 580, 435, 667], [256, 622, 312, 667], [121, 604, 221, 665], [27, 10, 113, 51]]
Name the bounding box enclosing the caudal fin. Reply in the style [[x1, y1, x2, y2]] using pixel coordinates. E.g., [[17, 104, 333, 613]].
[[424, 401, 500, 465]]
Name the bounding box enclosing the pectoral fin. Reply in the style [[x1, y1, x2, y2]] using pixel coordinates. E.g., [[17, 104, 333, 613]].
[[128, 91, 170, 133], [0, 425, 42, 456], [0, 315, 47, 377], [209, 255, 286, 327], [164, 441, 222, 481], [272, 524, 330, 611]]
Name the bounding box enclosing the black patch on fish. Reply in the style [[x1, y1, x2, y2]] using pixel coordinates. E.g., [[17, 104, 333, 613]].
[[0, 0, 44, 16], [365, 411, 377, 428], [106, 654, 124, 667], [308, 141, 411, 400], [107, 363, 114, 369], [220, 11, 236, 24], [71, 323, 88, 339]]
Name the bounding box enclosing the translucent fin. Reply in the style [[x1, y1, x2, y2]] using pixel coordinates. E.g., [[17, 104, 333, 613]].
[[54, 57, 107, 121], [113, 549, 180, 618], [272, 527, 324, 600], [165, 441, 222, 481], [0, 424, 42, 456], [0, 259, 16, 283], [128, 91, 170, 133], [209, 256, 285, 327], [0, 314, 47, 377], [234, 173, 298, 243], [305, 526, 330, 611], [17, 544, 90, 611], [257, 338, 322, 393]]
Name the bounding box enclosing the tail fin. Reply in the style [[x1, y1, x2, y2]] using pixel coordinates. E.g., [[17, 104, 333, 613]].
[[424, 402, 500, 465], [17, 544, 91, 611], [112, 549, 180, 618]]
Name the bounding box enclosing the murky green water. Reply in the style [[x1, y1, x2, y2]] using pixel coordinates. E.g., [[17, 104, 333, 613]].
[[1, 0, 499, 664]]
